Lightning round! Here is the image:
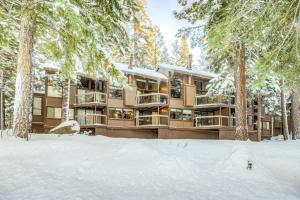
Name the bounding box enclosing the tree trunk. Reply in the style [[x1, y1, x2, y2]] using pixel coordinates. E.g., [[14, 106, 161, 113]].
[[234, 42, 248, 140], [280, 79, 289, 140], [62, 79, 71, 122], [291, 89, 299, 140], [12, 0, 34, 139], [257, 94, 262, 141]]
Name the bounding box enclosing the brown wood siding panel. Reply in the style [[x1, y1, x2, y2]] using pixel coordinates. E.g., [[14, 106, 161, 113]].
[[96, 127, 157, 139], [169, 99, 184, 109], [108, 98, 124, 108], [124, 85, 136, 106], [184, 85, 196, 106], [158, 128, 218, 139], [46, 97, 63, 107], [32, 115, 43, 122], [108, 119, 135, 127], [169, 120, 193, 128], [45, 118, 61, 127]]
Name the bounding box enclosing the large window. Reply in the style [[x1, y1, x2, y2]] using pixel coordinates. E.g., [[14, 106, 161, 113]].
[[170, 109, 192, 120], [47, 107, 62, 119], [170, 108, 182, 120], [263, 121, 270, 130], [109, 108, 133, 120], [136, 79, 159, 92], [33, 97, 42, 115], [194, 80, 208, 95], [109, 87, 123, 99], [170, 76, 182, 98], [182, 110, 192, 121]]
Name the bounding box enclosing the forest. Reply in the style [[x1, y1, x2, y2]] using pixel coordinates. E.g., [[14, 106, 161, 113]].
[[0, 0, 299, 141]]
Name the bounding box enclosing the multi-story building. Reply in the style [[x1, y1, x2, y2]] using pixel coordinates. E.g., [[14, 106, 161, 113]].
[[31, 61, 272, 141]]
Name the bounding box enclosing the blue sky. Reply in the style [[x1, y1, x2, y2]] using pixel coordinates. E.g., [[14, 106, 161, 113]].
[[146, 0, 200, 63]]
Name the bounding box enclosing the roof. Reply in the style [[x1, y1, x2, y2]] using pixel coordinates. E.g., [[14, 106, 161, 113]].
[[157, 63, 217, 79], [113, 62, 168, 81]]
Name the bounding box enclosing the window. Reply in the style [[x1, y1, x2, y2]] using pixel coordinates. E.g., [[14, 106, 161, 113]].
[[263, 122, 270, 130], [183, 110, 192, 121], [170, 108, 182, 120], [47, 85, 62, 97], [148, 80, 158, 91], [171, 76, 182, 98], [109, 108, 133, 120], [247, 115, 253, 126], [109, 87, 123, 99], [33, 97, 42, 115], [136, 79, 147, 90], [194, 80, 209, 95], [69, 109, 74, 120], [47, 107, 62, 119]]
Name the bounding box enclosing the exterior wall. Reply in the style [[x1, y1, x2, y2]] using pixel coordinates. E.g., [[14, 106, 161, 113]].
[[31, 67, 275, 141], [158, 128, 218, 139]]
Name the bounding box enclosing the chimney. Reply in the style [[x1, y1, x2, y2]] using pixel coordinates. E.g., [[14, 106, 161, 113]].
[[128, 54, 133, 69], [187, 54, 192, 70]]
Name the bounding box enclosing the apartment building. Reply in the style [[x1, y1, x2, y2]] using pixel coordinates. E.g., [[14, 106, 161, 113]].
[[31, 62, 272, 141]]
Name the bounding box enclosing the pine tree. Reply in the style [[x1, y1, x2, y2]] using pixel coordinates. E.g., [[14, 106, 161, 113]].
[[179, 34, 190, 66], [2, 0, 136, 138]]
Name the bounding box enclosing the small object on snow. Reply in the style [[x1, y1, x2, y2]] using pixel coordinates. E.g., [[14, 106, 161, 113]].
[[50, 120, 80, 135], [247, 160, 253, 170]]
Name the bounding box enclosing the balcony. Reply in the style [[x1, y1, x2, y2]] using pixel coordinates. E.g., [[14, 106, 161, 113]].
[[76, 91, 107, 105], [77, 114, 107, 126], [195, 95, 235, 107], [136, 93, 168, 107], [195, 115, 236, 128], [136, 115, 168, 127]]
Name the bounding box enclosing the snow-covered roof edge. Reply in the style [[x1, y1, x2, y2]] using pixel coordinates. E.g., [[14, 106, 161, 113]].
[[157, 63, 217, 79], [113, 62, 168, 81]]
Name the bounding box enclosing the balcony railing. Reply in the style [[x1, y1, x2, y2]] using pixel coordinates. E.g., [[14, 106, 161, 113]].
[[195, 95, 235, 106], [76, 91, 107, 105], [77, 114, 107, 126], [136, 115, 168, 126], [136, 93, 168, 106], [195, 115, 236, 127]]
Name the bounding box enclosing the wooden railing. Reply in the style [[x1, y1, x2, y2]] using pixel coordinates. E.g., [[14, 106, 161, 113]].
[[195, 95, 235, 106], [136, 93, 168, 105], [195, 115, 236, 127], [77, 114, 107, 125], [76, 91, 107, 104], [136, 115, 168, 126]]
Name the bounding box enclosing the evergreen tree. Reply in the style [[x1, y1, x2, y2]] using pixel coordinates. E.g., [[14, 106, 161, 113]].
[[1, 0, 136, 139]]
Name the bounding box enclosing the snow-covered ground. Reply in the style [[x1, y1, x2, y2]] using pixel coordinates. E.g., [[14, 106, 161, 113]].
[[0, 134, 299, 200]]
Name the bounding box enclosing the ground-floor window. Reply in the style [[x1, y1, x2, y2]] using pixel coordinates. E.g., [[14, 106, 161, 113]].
[[33, 97, 42, 115], [109, 108, 133, 120], [263, 121, 270, 130], [47, 107, 62, 119], [182, 110, 192, 121], [170, 109, 193, 120]]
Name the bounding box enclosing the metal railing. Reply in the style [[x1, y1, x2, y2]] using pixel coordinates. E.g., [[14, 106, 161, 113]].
[[195, 115, 236, 127], [136, 93, 168, 105], [195, 95, 235, 106], [77, 114, 107, 125], [76, 91, 107, 104], [136, 115, 168, 126]]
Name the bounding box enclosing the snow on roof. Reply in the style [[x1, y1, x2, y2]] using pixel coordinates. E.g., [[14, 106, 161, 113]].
[[113, 62, 168, 81], [157, 63, 217, 79]]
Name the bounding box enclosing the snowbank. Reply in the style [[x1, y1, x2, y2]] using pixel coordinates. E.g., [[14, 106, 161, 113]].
[[0, 135, 299, 200], [49, 120, 80, 134]]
